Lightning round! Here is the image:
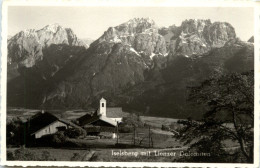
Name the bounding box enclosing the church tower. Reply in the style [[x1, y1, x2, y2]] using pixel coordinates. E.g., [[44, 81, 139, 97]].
[[99, 97, 106, 116]]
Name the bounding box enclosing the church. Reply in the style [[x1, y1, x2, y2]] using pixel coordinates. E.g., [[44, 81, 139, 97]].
[[77, 98, 129, 128]]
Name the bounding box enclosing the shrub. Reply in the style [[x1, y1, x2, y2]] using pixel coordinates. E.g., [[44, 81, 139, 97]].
[[118, 125, 133, 133], [52, 131, 66, 146], [6, 117, 24, 146], [161, 124, 170, 131], [169, 122, 182, 131], [121, 113, 144, 127], [64, 128, 83, 138], [143, 123, 151, 128]]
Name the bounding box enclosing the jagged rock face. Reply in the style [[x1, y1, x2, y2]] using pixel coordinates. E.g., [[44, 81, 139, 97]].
[[7, 24, 88, 107], [8, 30, 43, 67], [7, 44, 87, 107], [248, 36, 254, 43], [7, 18, 254, 119], [92, 18, 167, 57], [206, 22, 236, 47], [43, 18, 167, 108], [8, 24, 87, 68], [159, 19, 236, 60]]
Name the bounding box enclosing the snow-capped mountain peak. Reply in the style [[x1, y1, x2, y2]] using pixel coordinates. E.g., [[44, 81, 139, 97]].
[[41, 23, 63, 33]]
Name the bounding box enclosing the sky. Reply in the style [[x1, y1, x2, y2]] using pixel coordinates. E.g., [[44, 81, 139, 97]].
[[8, 6, 254, 41]]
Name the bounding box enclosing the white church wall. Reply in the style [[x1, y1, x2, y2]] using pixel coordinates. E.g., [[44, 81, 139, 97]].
[[99, 98, 107, 116]]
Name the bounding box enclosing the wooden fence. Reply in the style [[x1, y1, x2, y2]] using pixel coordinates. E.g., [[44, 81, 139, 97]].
[[116, 125, 153, 148]]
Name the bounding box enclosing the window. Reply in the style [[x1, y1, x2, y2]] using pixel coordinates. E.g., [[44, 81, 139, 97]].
[[102, 103, 104, 107]]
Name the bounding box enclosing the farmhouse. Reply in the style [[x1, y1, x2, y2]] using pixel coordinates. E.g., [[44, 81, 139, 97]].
[[25, 111, 83, 139], [78, 98, 129, 127]]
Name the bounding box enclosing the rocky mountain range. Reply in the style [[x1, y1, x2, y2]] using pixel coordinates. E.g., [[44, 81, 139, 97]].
[[7, 18, 254, 119]]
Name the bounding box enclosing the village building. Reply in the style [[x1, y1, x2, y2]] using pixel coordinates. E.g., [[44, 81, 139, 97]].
[[98, 98, 129, 123], [25, 111, 83, 139], [78, 97, 129, 127], [77, 98, 129, 138]]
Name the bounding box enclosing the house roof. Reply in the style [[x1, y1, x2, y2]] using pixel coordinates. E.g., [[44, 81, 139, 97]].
[[26, 112, 59, 135], [58, 118, 85, 132], [81, 114, 117, 127], [77, 110, 96, 126], [98, 107, 129, 118]]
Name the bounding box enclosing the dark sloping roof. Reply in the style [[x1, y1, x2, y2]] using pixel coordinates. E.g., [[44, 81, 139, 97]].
[[77, 110, 97, 126], [79, 112, 102, 126], [58, 118, 85, 132], [98, 107, 129, 118], [26, 112, 58, 134]]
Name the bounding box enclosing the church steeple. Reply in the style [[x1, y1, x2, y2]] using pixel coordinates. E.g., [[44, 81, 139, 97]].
[[99, 97, 106, 116]]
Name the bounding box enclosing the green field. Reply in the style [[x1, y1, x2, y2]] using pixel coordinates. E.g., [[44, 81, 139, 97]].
[[140, 116, 180, 128]]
